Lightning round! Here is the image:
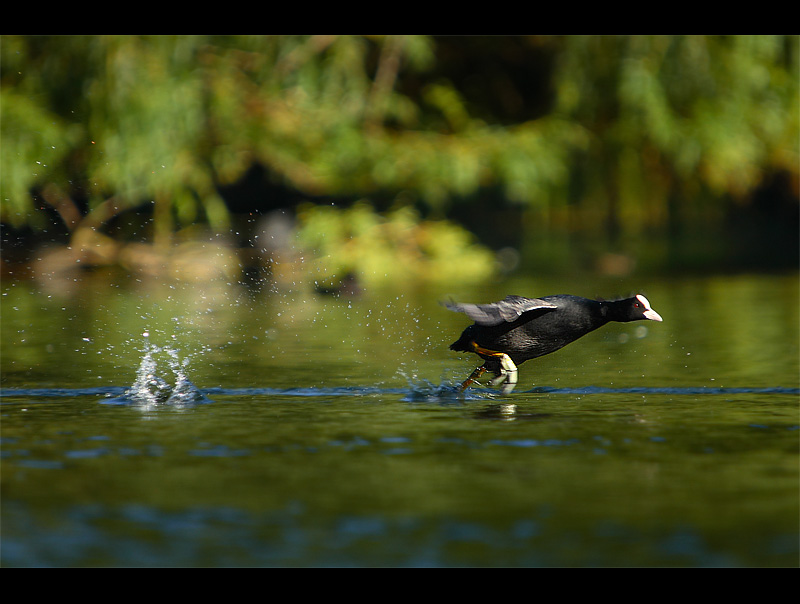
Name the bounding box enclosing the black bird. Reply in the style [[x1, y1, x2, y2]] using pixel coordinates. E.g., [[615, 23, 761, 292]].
[[445, 294, 663, 393]]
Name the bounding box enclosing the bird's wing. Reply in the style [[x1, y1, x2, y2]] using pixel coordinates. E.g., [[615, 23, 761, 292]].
[[443, 295, 557, 326]]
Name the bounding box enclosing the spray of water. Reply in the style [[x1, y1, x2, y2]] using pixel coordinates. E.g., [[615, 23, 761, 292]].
[[106, 329, 212, 408]]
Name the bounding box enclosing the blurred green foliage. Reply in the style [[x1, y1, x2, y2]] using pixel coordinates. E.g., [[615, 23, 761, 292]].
[[295, 201, 496, 285], [552, 36, 798, 233], [1, 35, 797, 277]]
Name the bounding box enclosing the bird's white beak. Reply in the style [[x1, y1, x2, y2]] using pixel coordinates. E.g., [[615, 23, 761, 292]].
[[644, 308, 663, 321]]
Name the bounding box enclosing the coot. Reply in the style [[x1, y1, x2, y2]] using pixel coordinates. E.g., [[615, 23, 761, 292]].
[[445, 294, 663, 393]]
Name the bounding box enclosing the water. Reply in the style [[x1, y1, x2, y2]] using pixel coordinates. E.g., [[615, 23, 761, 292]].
[[1, 271, 798, 566]]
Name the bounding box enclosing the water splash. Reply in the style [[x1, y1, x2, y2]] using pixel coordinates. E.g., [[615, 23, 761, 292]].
[[104, 331, 212, 408], [396, 369, 492, 403], [163, 345, 213, 405]]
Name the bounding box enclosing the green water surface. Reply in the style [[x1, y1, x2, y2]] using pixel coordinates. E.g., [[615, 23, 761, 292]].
[[2, 271, 798, 566]]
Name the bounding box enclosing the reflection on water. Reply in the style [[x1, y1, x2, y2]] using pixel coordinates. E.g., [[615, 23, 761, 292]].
[[1, 271, 798, 566]]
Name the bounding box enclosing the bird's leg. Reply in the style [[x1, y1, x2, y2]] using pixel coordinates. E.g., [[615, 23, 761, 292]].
[[464, 342, 519, 394]]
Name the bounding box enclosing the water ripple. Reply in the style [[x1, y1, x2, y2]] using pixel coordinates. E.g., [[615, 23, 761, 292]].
[[1, 384, 797, 401]]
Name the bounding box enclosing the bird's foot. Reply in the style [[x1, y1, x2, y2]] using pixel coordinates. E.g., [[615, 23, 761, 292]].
[[488, 353, 518, 394], [458, 366, 486, 392]]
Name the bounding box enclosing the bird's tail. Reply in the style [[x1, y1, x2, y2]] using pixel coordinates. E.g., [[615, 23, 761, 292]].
[[449, 330, 476, 353]]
